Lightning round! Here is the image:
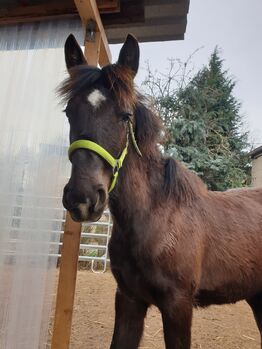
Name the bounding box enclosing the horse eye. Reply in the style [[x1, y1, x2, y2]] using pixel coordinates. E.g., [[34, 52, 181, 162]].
[[121, 112, 132, 122]]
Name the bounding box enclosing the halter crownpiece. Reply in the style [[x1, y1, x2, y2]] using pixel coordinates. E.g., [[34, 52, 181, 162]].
[[68, 120, 142, 193]]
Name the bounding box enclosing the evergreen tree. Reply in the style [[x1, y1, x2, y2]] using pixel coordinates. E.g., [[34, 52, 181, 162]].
[[143, 48, 250, 190]]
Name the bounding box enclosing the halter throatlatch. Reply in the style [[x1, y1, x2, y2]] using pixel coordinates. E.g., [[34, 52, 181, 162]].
[[68, 120, 141, 193]]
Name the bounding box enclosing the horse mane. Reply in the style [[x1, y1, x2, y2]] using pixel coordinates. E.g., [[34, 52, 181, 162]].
[[132, 101, 207, 202], [164, 157, 207, 203], [133, 98, 163, 152], [58, 63, 207, 203]]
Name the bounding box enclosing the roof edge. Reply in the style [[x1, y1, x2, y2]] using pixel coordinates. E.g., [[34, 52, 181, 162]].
[[250, 146, 262, 159]]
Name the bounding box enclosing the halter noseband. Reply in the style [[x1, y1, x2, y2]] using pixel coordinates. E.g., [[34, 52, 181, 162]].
[[68, 120, 141, 193]]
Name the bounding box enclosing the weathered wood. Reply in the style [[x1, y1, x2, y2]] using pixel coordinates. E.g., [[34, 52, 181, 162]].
[[97, 0, 120, 13], [0, 0, 190, 45], [74, 0, 112, 66], [101, 0, 144, 26], [85, 30, 102, 66], [51, 212, 82, 349], [0, 0, 120, 25], [0, 1, 76, 24]]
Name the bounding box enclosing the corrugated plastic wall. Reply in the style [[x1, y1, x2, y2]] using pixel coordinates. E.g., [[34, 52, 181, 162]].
[[0, 19, 83, 349]]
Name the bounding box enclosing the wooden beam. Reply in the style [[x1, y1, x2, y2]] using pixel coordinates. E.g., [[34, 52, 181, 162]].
[[85, 29, 102, 66], [74, 0, 112, 66], [0, 0, 120, 25], [51, 212, 82, 349]]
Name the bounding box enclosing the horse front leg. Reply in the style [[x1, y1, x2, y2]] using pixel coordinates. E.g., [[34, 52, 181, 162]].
[[109, 288, 148, 349], [159, 292, 193, 349], [247, 292, 262, 349]]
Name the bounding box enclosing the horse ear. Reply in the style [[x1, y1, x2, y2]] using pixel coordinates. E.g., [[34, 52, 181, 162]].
[[117, 34, 139, 76], [64, 34, 87, 71]]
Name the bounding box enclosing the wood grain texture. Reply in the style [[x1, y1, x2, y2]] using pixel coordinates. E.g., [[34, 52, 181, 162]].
[[51, 212, 82, 349], [74, 0, 112, 66]]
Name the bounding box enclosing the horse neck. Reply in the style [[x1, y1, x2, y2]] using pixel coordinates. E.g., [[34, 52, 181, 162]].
[[108, 99, 207, 224], [109, 145, 207, 227], [109, 146, 162, 222]]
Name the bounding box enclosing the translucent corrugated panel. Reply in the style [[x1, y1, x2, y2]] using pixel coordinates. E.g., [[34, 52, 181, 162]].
[[0, 19, 83, 349]]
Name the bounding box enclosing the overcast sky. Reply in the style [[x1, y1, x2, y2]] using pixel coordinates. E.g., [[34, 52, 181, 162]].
[[110, 0, 262, 147]]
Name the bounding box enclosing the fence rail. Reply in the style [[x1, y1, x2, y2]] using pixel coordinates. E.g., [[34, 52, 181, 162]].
[[3, 201, 112, 273]]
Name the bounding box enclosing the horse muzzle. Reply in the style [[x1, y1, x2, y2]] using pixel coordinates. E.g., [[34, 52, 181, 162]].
[[62, 184, 107, 222]]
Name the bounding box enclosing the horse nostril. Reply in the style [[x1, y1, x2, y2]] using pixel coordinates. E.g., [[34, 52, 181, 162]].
[[98, 189, 106, 205], [63, 186, 86, 210], [63, 192, 77, 210], [94, 188, 107, 212]]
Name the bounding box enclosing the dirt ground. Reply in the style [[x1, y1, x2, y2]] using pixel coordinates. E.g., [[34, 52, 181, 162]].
[[50, 270, 260, 349]]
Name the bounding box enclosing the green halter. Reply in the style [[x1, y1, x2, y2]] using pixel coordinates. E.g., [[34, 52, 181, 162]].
[[68, 120, 141, 193]]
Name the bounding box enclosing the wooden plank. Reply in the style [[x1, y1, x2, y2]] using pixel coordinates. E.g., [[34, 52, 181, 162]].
[[101, 0, 144, 26], [51, 212, 82, 349], [106, 22, 185, 43], [0, 0, 120, 25], [0, 1, 77, 24], [0, 14, 75, 25], [74, 0, 112, 66], [97, 0, 120, 13]]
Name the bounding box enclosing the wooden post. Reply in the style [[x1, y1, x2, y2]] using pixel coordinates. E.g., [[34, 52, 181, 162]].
[[85, 21, 102, 66], [51, 2, 111, 349], [51, 212, 81, 349], [74, 0, 112, 66]]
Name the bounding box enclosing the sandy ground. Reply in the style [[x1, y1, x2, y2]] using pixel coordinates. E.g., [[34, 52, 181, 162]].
[[49, 270, 260, 349]]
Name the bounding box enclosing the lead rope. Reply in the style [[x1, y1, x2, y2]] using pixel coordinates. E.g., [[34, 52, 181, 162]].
[[128, 119, 142, 157]]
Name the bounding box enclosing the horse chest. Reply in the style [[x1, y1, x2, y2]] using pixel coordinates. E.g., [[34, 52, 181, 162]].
[[109, 230, 157, 303]]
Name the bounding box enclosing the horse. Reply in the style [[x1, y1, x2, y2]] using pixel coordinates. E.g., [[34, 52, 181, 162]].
[[60, 33, 262, 349]]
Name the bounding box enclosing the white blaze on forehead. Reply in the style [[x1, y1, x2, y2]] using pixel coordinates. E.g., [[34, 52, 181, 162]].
[[87, 89, 106, 109]]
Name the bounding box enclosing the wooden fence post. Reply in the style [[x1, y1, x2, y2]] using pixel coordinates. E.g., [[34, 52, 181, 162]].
[[51, 212, 82, 349]]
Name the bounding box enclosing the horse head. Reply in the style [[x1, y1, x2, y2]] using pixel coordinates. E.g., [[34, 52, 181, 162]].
[[61, 33, 140, 222]]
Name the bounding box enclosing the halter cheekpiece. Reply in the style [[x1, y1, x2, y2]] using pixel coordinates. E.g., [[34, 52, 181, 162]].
[[68, 119, 141, 193]]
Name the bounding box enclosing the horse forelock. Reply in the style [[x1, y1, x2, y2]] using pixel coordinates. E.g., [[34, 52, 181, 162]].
[[57, 63, 136, 108], [102, 64, 137, 109], [57, 65, 102, 103]]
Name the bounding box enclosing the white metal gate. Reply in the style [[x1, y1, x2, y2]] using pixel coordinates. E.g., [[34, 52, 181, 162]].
[[56, 209, 112, 273]]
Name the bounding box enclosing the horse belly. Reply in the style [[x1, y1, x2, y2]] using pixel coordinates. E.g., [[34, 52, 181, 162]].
[[195, 267, 262, 307], [194, 287, 248, 307], [196, 215, 262, 307]]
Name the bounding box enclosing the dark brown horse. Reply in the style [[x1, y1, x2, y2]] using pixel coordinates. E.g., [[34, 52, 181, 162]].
[[60, 34, 262, 349]]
